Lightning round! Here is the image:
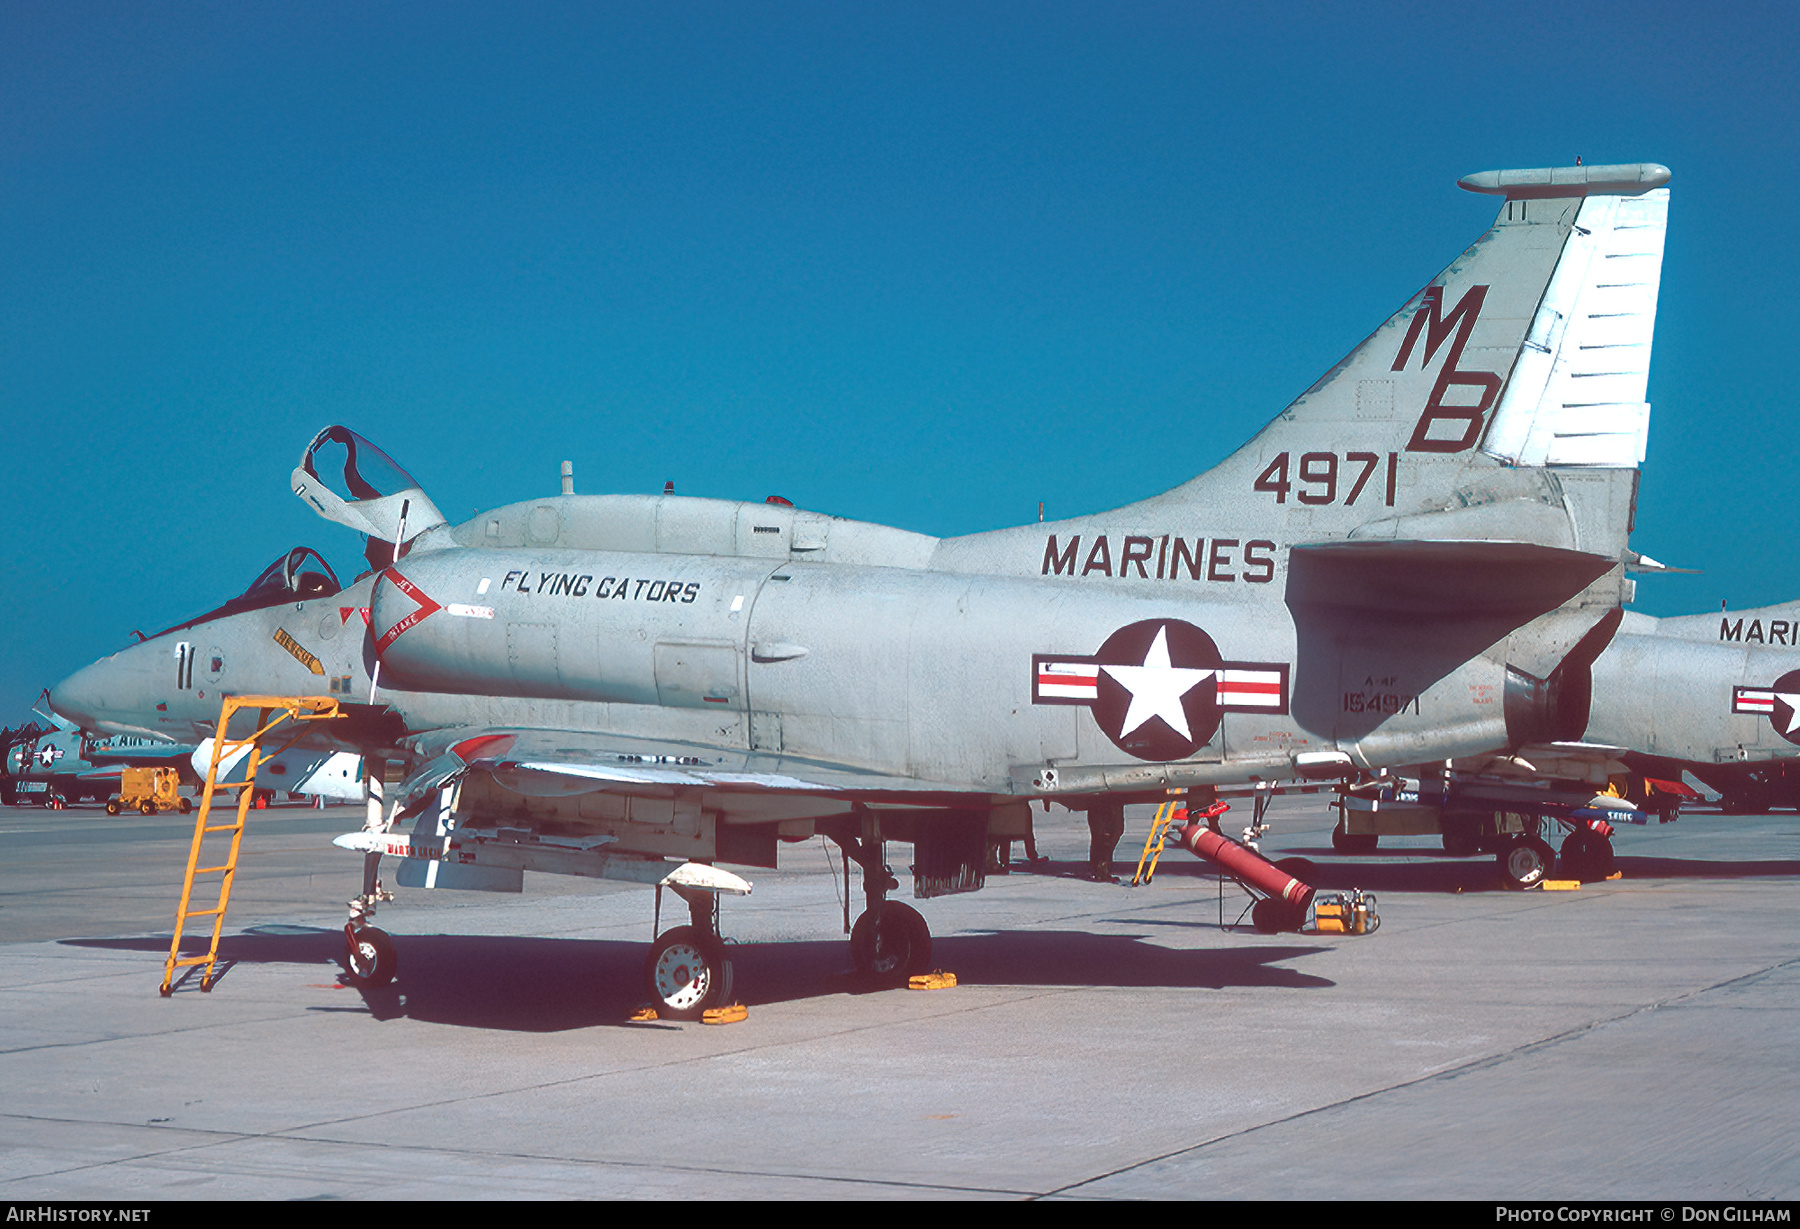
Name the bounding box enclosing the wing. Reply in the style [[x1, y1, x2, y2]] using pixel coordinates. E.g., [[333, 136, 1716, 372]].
[[396, 725, 971, 809]]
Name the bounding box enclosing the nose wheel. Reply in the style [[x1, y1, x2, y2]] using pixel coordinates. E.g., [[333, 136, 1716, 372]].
[[344, 925, 397, 987]]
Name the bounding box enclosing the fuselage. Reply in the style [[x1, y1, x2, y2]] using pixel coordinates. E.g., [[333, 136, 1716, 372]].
[[51, 493, 1559, 797]]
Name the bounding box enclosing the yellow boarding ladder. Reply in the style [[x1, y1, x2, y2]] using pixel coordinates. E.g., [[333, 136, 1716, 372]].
[[1132, 800, 1185, 886], [1132, 795, 1233, 886], [160, 695, 344, 995]]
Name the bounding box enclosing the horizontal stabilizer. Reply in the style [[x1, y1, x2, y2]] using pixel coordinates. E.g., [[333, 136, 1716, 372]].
[[1287, 540, 1615, 615]]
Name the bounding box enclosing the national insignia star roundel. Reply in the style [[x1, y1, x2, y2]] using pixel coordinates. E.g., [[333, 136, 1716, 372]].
[[1032, 618, 1289, 762], [1732, 668, 1800, 746]]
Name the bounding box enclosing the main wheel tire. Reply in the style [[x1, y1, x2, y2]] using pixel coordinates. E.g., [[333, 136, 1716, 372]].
[[344, 926, 397, 988], [138, 801, 156, 816], [105, 800, 121, 815], [1498, 835, 1555, 890], [1560, 830, 1616, 882], [1584, 833, 1616, 880], [849, 902, 932, 984], [643, 926, 729, 1021], [1331, 826, 1378, 855], [178, 797, 193, 814]]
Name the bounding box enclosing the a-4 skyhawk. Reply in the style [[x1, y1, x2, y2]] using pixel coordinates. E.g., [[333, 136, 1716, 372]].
[[51, 161, 1673, 1016]]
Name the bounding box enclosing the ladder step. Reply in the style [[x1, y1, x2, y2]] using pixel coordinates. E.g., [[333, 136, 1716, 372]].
[[182, 906, 226, 918], [194, 864, 235, 875]]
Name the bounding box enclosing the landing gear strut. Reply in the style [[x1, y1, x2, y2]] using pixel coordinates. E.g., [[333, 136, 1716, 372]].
[[345, 831, 398, 986]]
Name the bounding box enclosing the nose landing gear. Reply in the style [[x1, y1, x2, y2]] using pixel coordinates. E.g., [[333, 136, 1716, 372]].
[[344, 924, 397, 988]]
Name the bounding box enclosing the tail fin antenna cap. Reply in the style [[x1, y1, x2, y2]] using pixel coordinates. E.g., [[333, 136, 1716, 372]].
[[1458, 163, 1671, 199]]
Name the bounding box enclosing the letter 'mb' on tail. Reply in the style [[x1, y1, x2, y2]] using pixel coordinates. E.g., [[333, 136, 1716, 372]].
[[1229, 163, 1670, 472], [1392, 284, 1502, 453]]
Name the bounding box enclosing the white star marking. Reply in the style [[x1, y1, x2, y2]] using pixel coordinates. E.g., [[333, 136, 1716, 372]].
[[1777, 693, 1800, 735], [1100, 627, 1216, 741]]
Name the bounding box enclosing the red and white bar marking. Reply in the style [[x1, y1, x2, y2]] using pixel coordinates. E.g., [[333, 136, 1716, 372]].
[[1217, 668, 1284, 708], [1734, 687, 1776, 715], [1036, 661, 1099, 701]]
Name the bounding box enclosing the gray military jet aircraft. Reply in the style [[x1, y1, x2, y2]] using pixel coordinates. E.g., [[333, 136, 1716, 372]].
[[1332, 596, 1800, 883], [52, 162, 1674, 1016], [2, 703, 194, 808], [1614, 602, 1800, 811]]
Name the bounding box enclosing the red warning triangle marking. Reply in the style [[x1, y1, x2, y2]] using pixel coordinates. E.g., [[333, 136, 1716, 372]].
[[375, 570, 442, 653]]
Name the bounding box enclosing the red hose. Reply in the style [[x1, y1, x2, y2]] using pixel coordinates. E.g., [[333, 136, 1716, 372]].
[[1176, 822, 1314, 912]]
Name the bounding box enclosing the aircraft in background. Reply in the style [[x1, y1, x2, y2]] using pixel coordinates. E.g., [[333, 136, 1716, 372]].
[[53, 162, 1679, 1016], [2, 703, 194, 808], [0, 701, 363, 811], [1333, 598, 1800, 879]]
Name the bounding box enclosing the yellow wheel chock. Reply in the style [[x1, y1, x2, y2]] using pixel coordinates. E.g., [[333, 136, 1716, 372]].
[[908, 970, 957, 990]]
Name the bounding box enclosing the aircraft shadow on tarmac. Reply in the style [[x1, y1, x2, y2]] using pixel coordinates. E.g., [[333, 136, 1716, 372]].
[[60, 926, 1333, 1033]]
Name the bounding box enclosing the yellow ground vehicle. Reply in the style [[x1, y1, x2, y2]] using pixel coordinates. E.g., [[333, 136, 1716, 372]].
[[107, 767, 190, 816]]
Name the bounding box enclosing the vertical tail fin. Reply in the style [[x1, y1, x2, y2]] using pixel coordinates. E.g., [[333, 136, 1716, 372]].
[[1132, 163, 1670, 560]]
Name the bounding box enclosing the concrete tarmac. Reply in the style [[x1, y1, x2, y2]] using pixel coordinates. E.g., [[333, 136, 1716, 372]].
[[1, 795, 1796, 1200]]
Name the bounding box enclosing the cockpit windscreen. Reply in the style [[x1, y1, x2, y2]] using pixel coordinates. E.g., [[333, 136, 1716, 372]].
[[151, 547, 343, 639]]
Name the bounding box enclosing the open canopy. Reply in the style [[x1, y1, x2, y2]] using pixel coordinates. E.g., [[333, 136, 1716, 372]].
[[292, 426, 447, 549]]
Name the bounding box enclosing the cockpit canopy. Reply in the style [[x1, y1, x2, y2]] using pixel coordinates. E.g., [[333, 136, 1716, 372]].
[[242, 546, 340, 605], [152, 546, 342, 639], [292, 425, 447, 549]]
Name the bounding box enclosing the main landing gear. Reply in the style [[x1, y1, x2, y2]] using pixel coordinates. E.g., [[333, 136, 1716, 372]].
[[1497, 834, 1557, 890], [644, 885, 734, 1021], [1558, 825, 1617, 882], [831, 828, 935, 986], [850, 901, 932, 981]]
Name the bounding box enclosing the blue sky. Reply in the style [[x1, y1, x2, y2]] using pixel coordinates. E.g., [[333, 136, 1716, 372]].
[[3, 2, 1797, 722]]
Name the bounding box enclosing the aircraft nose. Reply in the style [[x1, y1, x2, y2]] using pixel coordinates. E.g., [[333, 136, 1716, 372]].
[[48, 661, 108, 730]]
